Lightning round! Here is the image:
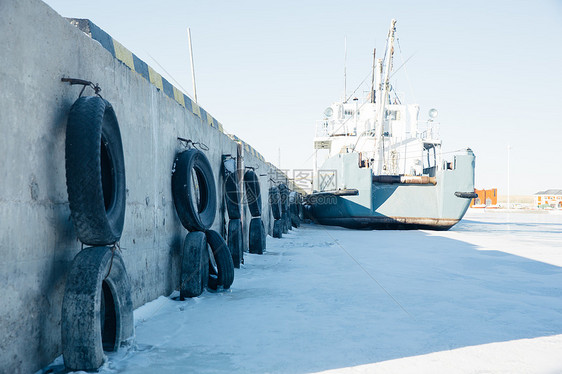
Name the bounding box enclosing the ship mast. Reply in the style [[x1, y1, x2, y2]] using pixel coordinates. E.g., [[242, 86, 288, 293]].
[[375, 19, 397, 174], [370, 48, 376, 104]]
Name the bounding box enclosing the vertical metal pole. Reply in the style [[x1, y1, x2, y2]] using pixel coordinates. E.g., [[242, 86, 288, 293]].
[[187, 27, 197, 103], [344, 36, 347, 103], [370, 48, 376, 103]]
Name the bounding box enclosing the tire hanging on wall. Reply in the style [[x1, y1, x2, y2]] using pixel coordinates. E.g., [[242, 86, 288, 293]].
[[261, 219, 267, 251], [224, 172, 241, 220], [223, 157, 241, 220], [269, 186, 282, 220], [244, 169, 262, 217], [172, 149, 217, 232], [303, 203, 313, 221], [278, 183, 290, 215], [180, 231, 208, 299], [273, 219, 283, 238], [249, 217, 265, 254], [228, 219, 243, 268], [205, 230, 235, 290], [282, 212, 290, 234], [292, 215, 301, 228], [62, 246, 134, 371], [289, 192, 301, 228], [65, 96, 126, 246]]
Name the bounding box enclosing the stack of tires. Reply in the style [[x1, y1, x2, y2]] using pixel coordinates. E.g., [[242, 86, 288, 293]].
[[62, 96, 134, 371], [278, 184, 291, 234], [223, 157, 243, 268], [172, 149, 234, 298], [269, 186, 283, 238], [244, 169, 266, 254]]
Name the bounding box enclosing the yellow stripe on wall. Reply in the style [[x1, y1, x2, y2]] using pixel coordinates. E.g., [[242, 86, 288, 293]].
[[191, 101, 201, 118], [148, 66, 163, 90], [113, 40, 135, 71], [173, 86, 185, 107], [106, 36, 236, 145]]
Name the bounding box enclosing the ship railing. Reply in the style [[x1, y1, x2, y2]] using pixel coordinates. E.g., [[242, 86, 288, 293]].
[[316, 119, 348, 138], [417, 120, 441, 142]]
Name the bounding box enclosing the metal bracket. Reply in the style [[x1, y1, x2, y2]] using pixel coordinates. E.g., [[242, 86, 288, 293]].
[[61, 77, 102, 98], [177, 137, 209, 151]]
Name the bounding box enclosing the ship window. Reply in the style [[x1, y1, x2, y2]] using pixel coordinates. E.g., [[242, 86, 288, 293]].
[[344, 109, 354, 116], [385, 110, 400, 120]]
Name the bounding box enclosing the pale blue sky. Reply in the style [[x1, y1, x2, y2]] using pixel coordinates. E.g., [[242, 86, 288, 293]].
[[44, 0, 562, 195]]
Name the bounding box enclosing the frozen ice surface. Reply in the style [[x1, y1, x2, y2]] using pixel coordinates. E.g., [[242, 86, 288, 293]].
[[40, 210, 562, 373]]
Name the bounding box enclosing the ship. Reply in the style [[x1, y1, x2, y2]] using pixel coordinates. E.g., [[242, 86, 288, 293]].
[[308, 19, 476, 230]]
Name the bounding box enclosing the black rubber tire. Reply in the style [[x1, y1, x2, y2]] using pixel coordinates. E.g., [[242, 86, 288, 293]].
[[273, 219, 283, 238], [224, 171, 241, 220], [269, 187, 282, 220], [278, 184, 290, 214], [244, 169, 262, 217], [62, 246, 134, 371], [289, 191, 298, 215], [201, 238, 209, 290], [298, 199, 304, 221], [261, 219, 267, 250], [292, 214, 301, 228], [303, 203, 313, 220], [228, 219, 243, 268], [289, 191, 301, 228], [281, 213, 288, 234], [180, 232, 208, 299], [172, 149, 217, 231], [249, 217, 265, 254], [206, 230, 234, 290], [65, 96, 126, 246]]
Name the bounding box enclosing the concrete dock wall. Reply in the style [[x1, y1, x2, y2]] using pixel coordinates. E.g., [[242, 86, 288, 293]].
[[0, 0, 280, 372]]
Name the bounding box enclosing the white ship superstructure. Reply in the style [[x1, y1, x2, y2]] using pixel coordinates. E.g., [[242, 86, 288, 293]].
[[308, 19, 476, 230]]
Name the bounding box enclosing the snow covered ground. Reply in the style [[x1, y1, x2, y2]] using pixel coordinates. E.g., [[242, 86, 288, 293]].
[[41, 210, 562, 373]]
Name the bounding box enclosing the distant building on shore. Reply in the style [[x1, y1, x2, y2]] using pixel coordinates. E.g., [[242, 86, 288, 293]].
[[470, 188, 498, 208], [534, 189, 562, 208]]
